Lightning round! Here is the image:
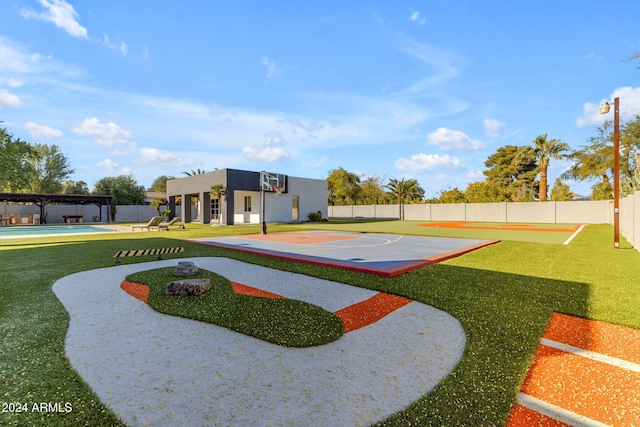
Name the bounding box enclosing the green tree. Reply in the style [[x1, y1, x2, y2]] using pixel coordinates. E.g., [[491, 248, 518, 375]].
[[327, 167, 361, 206], [0, 128, 38, 192], [384, 178, 423, 220], [549, 178, 573, 201], [565, 115, 640, 199], [63, 180, 90, 194], [484, 145, 538, 201], [29, 144, 74, 193], [209, 183, 228, 225], [358, 176, 388, 204], [591, 181, 613, 201], [149, 175, 175, 192], [437, 188, 465, 203], [93, 175, 146, 220], [149, 197, 168, 215], [464, 181, 508, 203], [528, 134, 569, 201]]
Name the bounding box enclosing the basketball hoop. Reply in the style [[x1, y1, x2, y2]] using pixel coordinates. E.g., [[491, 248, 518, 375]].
[[271, 185, 284, 195]]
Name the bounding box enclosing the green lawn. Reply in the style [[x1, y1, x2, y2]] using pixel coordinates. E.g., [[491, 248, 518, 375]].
[[1, 222, 638, 426]]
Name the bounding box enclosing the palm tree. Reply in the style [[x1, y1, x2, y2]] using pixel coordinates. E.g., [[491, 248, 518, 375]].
[[531, 134, 569, 201], [182, 168, 206, 176], [209, 183, 228, 225], [384, 178, 423, 220]]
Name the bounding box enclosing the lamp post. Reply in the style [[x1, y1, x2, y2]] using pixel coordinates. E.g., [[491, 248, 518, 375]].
[[599, 97, 620, 248]]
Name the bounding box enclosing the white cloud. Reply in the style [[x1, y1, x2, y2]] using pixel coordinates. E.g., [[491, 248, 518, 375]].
[[0, 36, 81, 78], [21, 0, 88, 39], [98, 34, 128, 56], [242, 145, 290, 162], [96, 158, 131, 176], [576, 86, 640, 128], [72, 117, 133, 147], [466, 169, 485, 180], [483, 118, 504, 138], [0, 88, 22, 108], [262, 56, 282, 81], [394, 41, 461, 96], [0, 77, 24, 88], [426, 127, 485, 151], [24, 121, 63, 139], [409, 10, 427, 25], [263, 132, 287, 146], [108, 148, 129, 156], [395, 153, 463, 173], [138, 147, 191, 166]]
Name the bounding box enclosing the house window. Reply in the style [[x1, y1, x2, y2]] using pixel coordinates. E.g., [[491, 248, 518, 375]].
[[210, 198, 219, 219], [244, 196, 252, 212]]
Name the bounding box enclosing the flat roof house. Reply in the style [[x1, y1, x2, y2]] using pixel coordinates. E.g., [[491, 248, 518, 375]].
[[166, 169, 327, 225]]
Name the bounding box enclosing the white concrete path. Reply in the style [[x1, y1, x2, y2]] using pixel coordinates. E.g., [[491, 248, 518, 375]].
[[52, 257, 465, 427]]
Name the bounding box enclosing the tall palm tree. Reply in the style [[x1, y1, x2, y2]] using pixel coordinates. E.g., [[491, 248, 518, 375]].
[[531, 134, 569, 201], [384, 178, 423, 220]]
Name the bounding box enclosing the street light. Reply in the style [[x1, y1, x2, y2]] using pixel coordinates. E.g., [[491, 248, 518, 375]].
[[599, 97, 620, 248]]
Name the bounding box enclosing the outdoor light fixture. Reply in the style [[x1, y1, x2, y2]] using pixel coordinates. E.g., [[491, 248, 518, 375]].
[[599, 97, 620, 248]]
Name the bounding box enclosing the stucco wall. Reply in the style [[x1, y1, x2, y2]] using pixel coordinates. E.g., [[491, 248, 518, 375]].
[[166, 169, 327, 225], [287, 177, 328, 221], [620, 192, 639, 249], [0, 203, 156, 223], [329, 200, 613, 224]]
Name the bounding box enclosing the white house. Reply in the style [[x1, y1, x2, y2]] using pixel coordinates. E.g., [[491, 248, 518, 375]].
[[166, 169, 327, 225]]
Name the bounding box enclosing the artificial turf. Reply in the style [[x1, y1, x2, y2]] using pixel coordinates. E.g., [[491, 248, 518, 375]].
[[126, 266, 344, 347], [0, 222, 638, 426]]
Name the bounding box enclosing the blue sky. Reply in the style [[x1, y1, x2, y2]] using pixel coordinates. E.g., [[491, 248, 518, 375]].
[[1, 0, 639, 197]]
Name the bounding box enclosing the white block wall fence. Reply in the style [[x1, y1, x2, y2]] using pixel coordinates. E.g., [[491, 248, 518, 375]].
[[329, 193, 640, 251]]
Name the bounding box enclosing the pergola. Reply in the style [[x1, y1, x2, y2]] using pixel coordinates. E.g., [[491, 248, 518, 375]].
[[0, 193, 113, 224]]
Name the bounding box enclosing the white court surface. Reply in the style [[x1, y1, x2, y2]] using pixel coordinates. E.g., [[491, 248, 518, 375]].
[[52, 257, 466, 427]]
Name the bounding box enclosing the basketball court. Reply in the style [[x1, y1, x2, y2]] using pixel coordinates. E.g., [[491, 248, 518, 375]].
[[188, 231, 498, 277]]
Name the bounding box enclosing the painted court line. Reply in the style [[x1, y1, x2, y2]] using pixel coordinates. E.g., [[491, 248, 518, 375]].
[[506, 313, 640, 427], [563, 224, 586, 245], [540, 338, 640, 373], [189, 231, 498, 277], [542, 312, 640, 363], [507, 403, 573, 427], [516, 393, 610, 427]]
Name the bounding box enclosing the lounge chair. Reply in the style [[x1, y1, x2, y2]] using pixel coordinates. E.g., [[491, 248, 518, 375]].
[[131, 216, 163, 232], [159, 217, 184, 231]]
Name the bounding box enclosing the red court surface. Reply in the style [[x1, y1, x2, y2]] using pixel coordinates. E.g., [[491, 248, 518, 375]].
[[419, 221, 582, 233], [188, 231, 498, 277], [506, 313, 640, 426]]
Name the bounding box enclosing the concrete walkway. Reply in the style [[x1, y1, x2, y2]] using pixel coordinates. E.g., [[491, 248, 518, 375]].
[[53, 257, 466, 426]]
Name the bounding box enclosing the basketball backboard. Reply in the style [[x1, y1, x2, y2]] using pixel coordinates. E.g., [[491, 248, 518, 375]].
[[260, 171, 287, 193]]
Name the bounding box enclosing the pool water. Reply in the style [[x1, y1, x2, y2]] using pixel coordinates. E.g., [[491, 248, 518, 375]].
[[0, 225, 116, 237]]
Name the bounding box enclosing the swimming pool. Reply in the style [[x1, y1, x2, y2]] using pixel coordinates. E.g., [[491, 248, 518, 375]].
[[0, 225, 117, 237]]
